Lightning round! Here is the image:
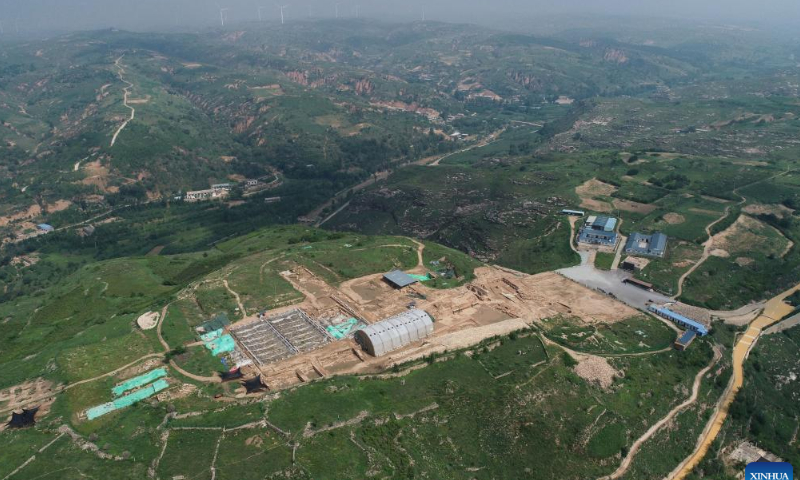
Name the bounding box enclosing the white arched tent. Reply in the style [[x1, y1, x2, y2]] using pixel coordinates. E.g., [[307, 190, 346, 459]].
[[355, 310, 434, 357]]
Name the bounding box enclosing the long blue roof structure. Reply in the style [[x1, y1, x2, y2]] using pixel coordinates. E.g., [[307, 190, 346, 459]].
[[648, 305, 709, 335]]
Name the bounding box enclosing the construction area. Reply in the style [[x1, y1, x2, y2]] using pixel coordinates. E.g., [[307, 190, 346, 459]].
[[216, 257, 641, 392], [230, 309, 332, 366]]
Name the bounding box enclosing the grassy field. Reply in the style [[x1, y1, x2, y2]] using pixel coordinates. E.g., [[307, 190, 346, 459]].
[[1, 319, 715, 480], [539, 315, 677, 355], [595, 252, 616, 270], [636, 240, 704, 295], [421, 241, 485, 289]]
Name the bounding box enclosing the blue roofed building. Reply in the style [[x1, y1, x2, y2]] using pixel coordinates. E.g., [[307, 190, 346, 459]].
[[561, 209, 585, 217], [625, 232, 668, 258], [577, 215, 619, 247], [578, 229, 618, 247], [36, 224, 54, 233], [674, 330, 697, 350], [648, 305, 709, 336], [585, 215, 617, 232]]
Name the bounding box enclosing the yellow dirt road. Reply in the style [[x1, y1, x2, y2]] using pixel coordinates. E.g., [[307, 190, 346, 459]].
[[667, 282, 800, 480]]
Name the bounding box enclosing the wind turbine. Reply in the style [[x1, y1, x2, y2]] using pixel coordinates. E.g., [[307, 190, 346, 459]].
[[257, 6, 269, 21], [216, 5, 230, 27], [335, 2, 341, 18], [354, 4, 360, 18], [421, 7, 426, 21], [276, 4, 288, 24]]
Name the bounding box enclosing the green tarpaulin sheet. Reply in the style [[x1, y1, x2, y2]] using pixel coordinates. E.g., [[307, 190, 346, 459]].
[[86, 379, 170, 420], [204, 334, 235, 356], [112, 368, 167, 397]]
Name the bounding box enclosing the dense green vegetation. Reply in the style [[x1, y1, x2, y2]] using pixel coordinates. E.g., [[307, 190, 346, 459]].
[[0, 226, 475, 390], [0, 326, 716, 480], [3, 15, 800, 480], [539, 315, 676, 355]]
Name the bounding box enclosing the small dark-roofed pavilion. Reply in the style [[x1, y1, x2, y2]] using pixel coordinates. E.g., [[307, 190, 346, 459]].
[[242, 375, 267, 394], [7, 407, 38, 429]]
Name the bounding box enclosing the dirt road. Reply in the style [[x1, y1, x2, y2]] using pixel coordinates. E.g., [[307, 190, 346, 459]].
[[610, 219, 626, 271], [223, 279, 247, 318], [110, 54, 136, 147], [673, 199, 742, 299], [425, 128, 506, 167], [598, 347, 721, 480], [666, 281, 800, 480], [310, 171, 389, 226], [308, 128, 507, 225], [674, 169, 792, 299]]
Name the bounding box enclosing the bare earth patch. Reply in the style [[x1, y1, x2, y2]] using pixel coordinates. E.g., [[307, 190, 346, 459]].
[[710, 249, 730, 258], [580, 198, 613, 212], [0, 204, 42, 227], [689, 208, 722, 216], [576, 178, 618, 197], [574, 355, 619, 389], [713, 214, 792, 257], [743, 203, 794, 219], [0, 378, 58, 429], [701, 195, 730, 204], [663, 213, 686, 225], [46, 200, 72, 213], [576, 179, 618, 212], [613, 199, 656, 214], [735, 257, 754, 266]]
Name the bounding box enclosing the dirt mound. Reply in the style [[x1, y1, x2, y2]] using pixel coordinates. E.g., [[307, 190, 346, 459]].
[[574, 355, 618, 389], [735, 257, 754, 266], [136, 311, 160, 330], [663, 213, 685, 225], [710, 249, 730, 258]]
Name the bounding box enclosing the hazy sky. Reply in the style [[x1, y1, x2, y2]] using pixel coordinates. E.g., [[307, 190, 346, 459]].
[[0, 0, 799, 34]]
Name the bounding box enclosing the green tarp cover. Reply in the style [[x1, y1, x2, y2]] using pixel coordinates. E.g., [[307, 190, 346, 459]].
[[205, 334, 235, 356], [200, 329, 223, 342], [112, 368, 167, 397], [408, 273, 432, 282], [86, 379, 170, 420], [326, 318, 365, 340]]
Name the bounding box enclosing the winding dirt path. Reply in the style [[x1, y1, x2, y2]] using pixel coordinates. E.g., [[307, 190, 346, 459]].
[[674, 168, 792, 299], [673, 201, 741, 299], [110, 54, 136, 147], [426, 128, 506, 167], [407, 237, 425, 269], [156, 301, 221, 383], [597, 346, 722, 480], [223, 279, 247, 318]]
